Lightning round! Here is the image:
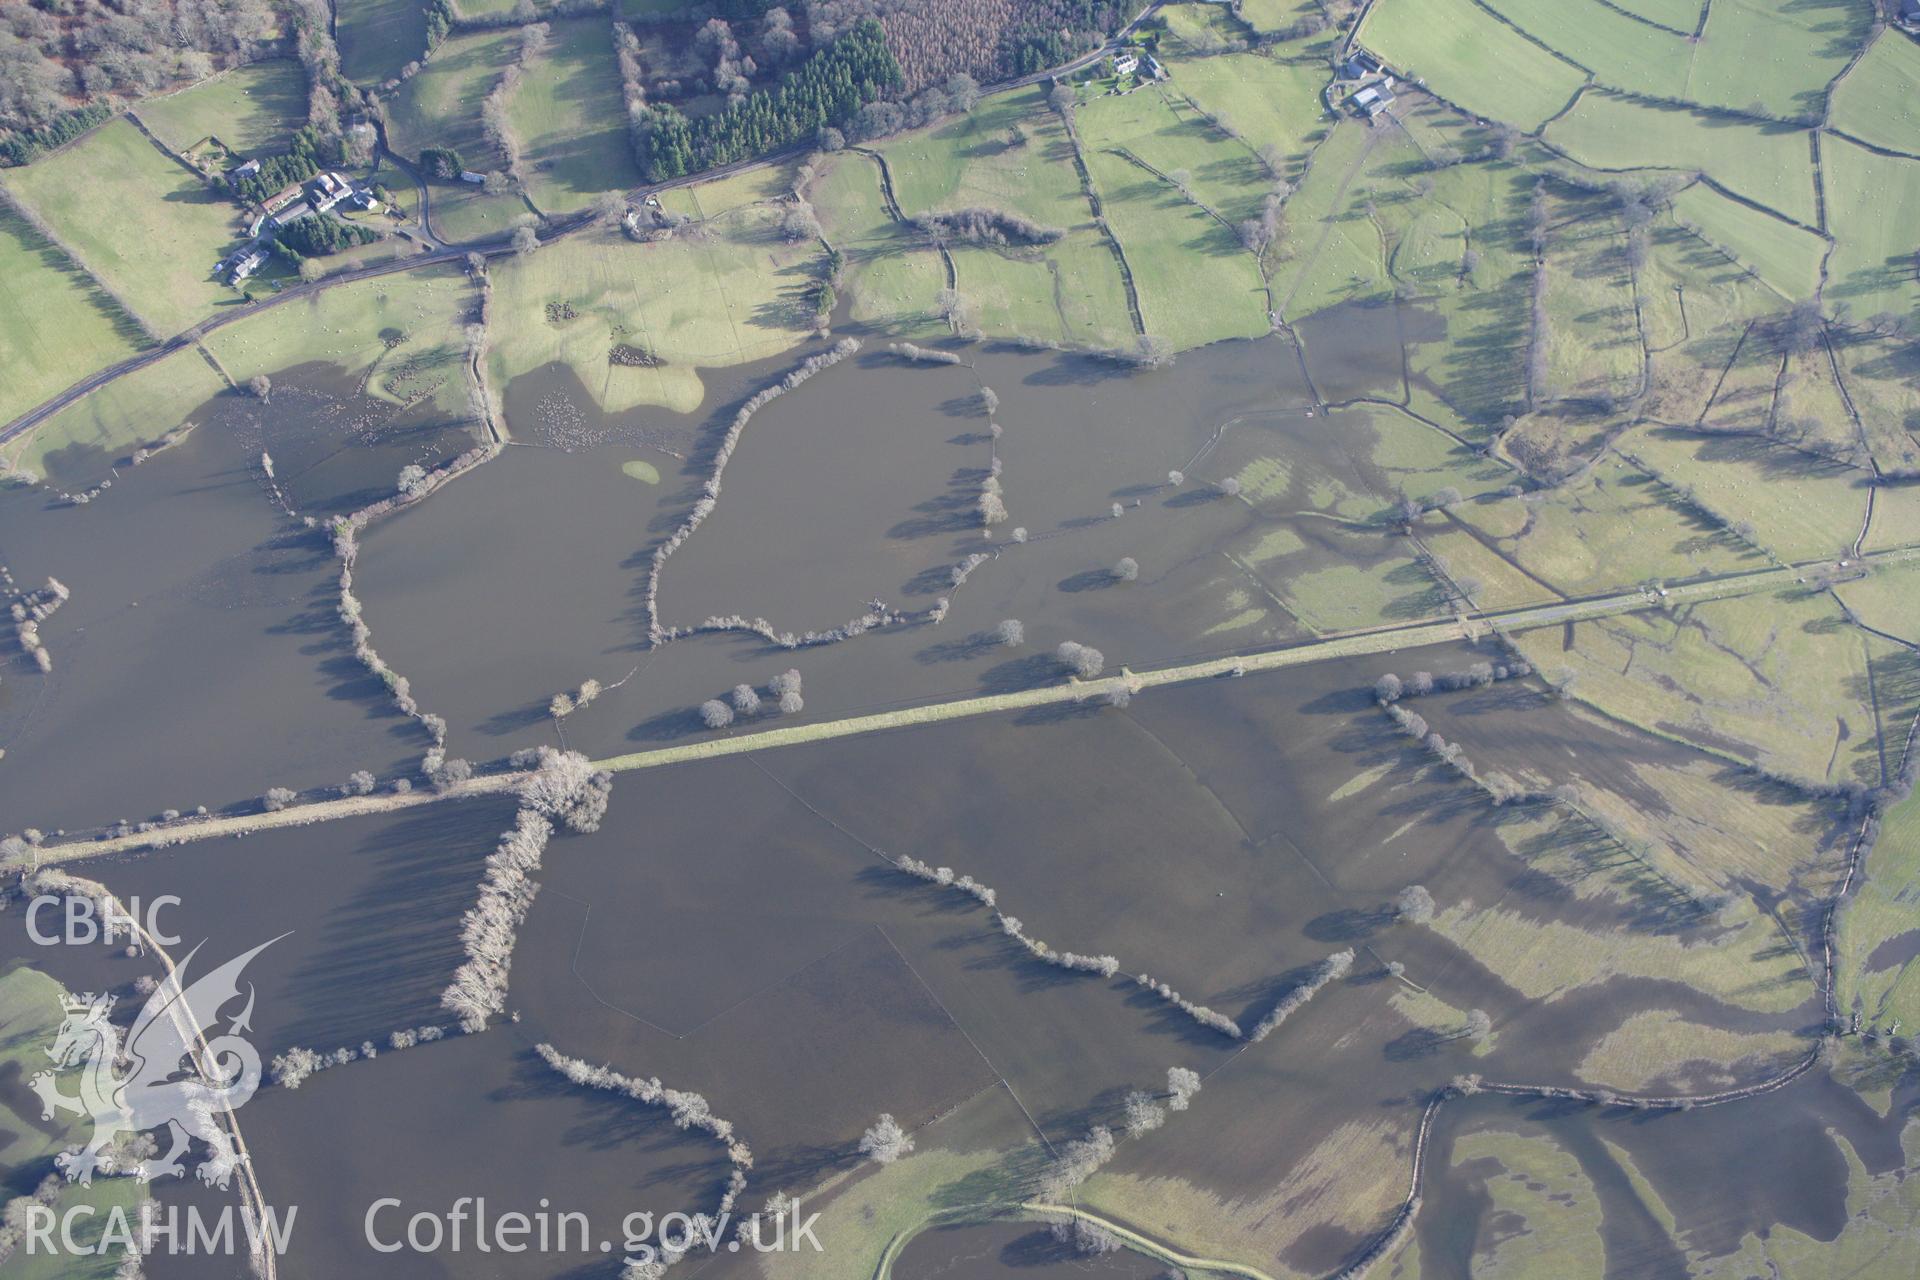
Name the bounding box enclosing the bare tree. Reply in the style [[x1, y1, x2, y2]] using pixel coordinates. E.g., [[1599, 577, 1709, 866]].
[[342, 770, 376, 796], [270, 1047, 322, 1088], [996, 618, 1024, 646], [859, 1114, 913, 1165], [1112, 557, 1139, 582], [262, 787, 297, 812], [700, 699, 734, 729], [1050, 1218, 1121, 1256], [1166, 1066, 1201, 1111], [1374, 673, 1404, 703], [1123, 1090, 1166, 1137], [1463, 1008, 1492, 1042], [1056, 642, 1105, 678], [1394, 884, 1435, 924], [730, 684, 761, 715], [249, 375, 272, 402]]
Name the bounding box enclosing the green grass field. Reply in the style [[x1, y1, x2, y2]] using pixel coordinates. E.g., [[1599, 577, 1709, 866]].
[[1457, 453, 1756, 595], [0, 204, 145, 430], [507, 19, 639, 215], [2, 119, 242, 335], [1447, 1128, 1606, 1278], [1518, 584, 1884, 787], [658, 161, 793, 222], [1482, 0, 1694, 100], [1544, 92, 1818, 226], [1685, 0, 1868, 122], [339, 0, 434, 84], [487, 210, 819, 414], [386, 27, 519, 166], [1622, 424, 1867, 562], [1079, 132, 1271, 349], [1077, 83, 1273, 228], [205, 264, 476, 415], [137, 60, 308, 157], [1269, 119, 1393, 319], [1831, 335, 1920, 487], [880, 86, 1091, 231], [1361, 0, 1590, 130], [1159, 0, 1245, 52], [5, 344, 226, 483], [0, 965, 149, 1280], [1402, 158, 1534, 428], [1167, 51, 1334, 185], [1831, 30, 1920, 156], [1823, 133, 1920, 329], [948, 234, 1136, 350], [1669, 182, 1824, 300], [1542, 223, 1644, 402], [1234, 0, 1321, 34], [1837, 771, 1920, 1034], [1606, 0, 1704, 29], [806, 148, 947, 336]]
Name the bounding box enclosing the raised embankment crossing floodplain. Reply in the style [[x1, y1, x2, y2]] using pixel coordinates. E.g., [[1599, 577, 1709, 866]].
[[42, 545, 1919, 864]]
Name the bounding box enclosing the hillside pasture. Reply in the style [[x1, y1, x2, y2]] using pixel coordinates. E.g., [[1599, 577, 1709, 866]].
[[1269, 119, 1395, 320], [1080, 136, 1271, 349], [2, 119, 242, 335], [1360, 0, 1589, 131], [1170, 51, 1335, 185], [1481, 0, 1694, 101], [878, 85, 1090, 231], [1686, 0, 1870, 123], [1544, 93, 1818, 227], [137, 59, 308, 157], [385, 27, 519, 167], [506, 18, 640, 215], [1540, 221, 1644, 403], [1076, 83, 1274, 229], [0, 204, 145, 432], [1822, 134, 1920, 330], [1669, 183, 1824, 301], [1620, 424, 1868, 564], [1830, 30, 1920, 157], [338, 0, 434, 84]]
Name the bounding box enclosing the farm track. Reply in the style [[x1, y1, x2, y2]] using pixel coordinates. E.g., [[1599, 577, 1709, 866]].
[[36, 543, 1920, 865]]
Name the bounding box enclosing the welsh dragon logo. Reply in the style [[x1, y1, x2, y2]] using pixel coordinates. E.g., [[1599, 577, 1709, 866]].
[[30, 938, 280, 1188]]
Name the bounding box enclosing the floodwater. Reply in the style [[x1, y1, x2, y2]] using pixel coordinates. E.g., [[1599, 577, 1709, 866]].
[[352, 326, 1482, 772], [0, 366, 469, 833], [3, 296, 1903, 1280]]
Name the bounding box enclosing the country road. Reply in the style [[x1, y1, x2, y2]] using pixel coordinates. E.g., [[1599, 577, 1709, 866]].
[[0, 3, 1167, 453], [36, 543, 1914, 864]]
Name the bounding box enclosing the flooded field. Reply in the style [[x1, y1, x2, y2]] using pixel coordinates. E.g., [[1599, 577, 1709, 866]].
[[241, 1024, 730, 1279], [2, 281, 1911, 1280], [0, 374, 461, 832]]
